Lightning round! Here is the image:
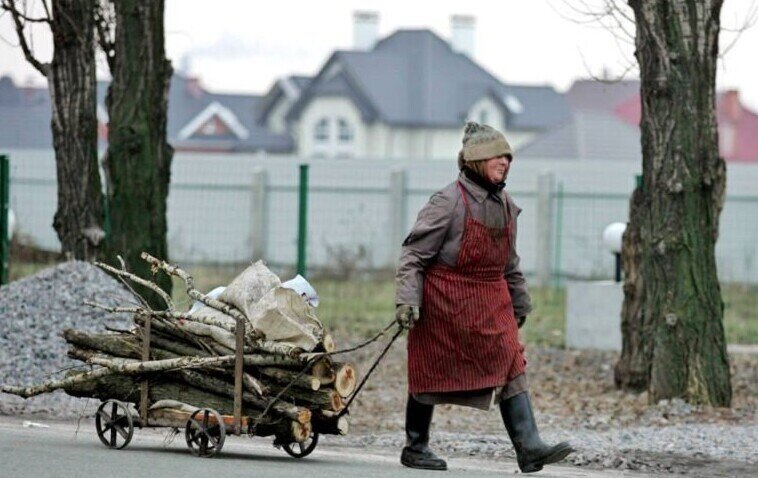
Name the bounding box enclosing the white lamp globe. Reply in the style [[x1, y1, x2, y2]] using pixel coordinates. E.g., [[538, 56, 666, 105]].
[[602, 222, 627, 254], [7, 209, 15, 241]]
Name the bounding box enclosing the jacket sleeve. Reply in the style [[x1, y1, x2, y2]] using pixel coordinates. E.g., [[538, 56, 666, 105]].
[[395, 192, 453, 307], [505, 200, 533, 318]]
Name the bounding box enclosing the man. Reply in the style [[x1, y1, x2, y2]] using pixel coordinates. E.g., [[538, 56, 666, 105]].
[[395, 122, 573, 473]]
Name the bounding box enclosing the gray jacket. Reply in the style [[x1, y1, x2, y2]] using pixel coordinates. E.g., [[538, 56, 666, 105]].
[[395, 171, 532, 318]]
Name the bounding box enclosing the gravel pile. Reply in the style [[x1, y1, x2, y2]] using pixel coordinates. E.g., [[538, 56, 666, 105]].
[[0, 261, 134, 416]]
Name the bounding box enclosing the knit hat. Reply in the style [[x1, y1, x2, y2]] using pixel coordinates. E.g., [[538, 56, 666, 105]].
[[459, 122, 512, 163]]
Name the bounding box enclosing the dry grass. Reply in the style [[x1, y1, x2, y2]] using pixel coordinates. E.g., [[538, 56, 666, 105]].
[[5, 261, 758, 345]]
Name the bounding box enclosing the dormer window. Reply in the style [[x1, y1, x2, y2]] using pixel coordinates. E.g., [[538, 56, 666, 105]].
[[338, 118, 354, 142], [314, 118, 330, 142]]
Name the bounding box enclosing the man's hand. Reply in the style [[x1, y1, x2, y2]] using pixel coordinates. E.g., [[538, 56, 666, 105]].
[[396, 304, 419, 330], [517, 316, 527, 329]]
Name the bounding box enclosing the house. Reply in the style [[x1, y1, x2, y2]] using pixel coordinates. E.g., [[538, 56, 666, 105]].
[[2, 14, 571, 160], [0, 74, 295, 154], [522, 78, 758, 163], [260, 13, 570, 159]]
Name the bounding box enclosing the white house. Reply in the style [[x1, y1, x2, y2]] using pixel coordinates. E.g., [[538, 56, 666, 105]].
[[257, 13, 570, 160]]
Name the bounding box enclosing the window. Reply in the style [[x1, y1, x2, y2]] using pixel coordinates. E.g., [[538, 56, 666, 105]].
[[479, 110, 489, 125], [314, 118, 330, 143], [337, 118, 354, 142]]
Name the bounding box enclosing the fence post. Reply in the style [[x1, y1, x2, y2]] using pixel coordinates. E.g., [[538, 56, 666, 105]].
[[250, 168, 268, 262], [552, 181, 564, 287], [297, 164, 309, 277], [389, 168, 407, 267], [535, 171, 555, 287], [0, 155, 8, 286]]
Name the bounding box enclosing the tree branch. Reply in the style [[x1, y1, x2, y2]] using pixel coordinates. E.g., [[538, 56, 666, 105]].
[[2, 0, 48, 76]]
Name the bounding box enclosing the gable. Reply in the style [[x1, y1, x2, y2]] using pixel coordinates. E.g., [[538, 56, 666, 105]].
[[178, 101, 249, 140]]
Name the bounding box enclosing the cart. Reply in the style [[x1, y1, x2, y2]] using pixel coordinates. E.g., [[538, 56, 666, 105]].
[[92, 314, 402, 459]]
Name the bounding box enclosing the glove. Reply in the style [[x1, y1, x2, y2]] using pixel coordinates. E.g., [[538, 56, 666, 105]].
[[517, 316, 527, 329], [395, 304, 419, 330]]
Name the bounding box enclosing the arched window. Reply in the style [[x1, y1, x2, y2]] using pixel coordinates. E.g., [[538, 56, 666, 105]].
[[337, 118, 354, 142], [314, 118, 330, 143]]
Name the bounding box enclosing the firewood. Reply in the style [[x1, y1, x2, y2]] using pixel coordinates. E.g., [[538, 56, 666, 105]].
[[310, 359, 336, 385], [267, 383, 344, 412], [312, 411, 349, 436], [334, 363, 357, 398], [258, 367, 321, 391]]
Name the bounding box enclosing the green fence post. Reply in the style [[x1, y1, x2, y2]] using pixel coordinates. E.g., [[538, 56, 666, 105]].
[[0, 154, 9, 285], [297, 163, 309, 277]]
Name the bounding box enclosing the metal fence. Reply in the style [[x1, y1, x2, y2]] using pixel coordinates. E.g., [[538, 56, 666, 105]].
[[5, 149, 758, 284]]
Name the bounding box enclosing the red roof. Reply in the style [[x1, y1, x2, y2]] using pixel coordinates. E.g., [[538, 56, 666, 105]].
[[567, 79, 758, 163]]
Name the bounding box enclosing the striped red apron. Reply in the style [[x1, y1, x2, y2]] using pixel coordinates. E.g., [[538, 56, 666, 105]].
[[407, 182, 526, 394]]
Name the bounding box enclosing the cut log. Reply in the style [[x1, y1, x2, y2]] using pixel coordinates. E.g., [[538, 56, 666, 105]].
[[315, 334, 335, 353], [62, 372, 249, 416], [179, 370, 310, 424], [251, 418, 312, 443], [333, 363, 357, 398], [312, 411, 349, 436], [62, 329, 142, 359], [258, 367, 320, 391], [267, 383, 344, 412], [310, 359, 336, 385]]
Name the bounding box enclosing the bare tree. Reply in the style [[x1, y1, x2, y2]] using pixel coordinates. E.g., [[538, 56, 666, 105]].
[[1, 0, 105, 260], [97, 0, 173, 306]]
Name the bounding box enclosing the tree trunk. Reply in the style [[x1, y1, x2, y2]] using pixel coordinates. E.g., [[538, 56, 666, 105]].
[[104, 0, 173, 307], [615, 187, 651, 391], [2, 0, 106, 259], [615, 0, 731, 406]]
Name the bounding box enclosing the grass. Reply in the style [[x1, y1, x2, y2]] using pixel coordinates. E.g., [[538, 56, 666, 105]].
[[6, 261, 758, 345]]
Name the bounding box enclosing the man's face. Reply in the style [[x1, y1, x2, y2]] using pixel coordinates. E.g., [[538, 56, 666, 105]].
[[483, 155, 512, 184]]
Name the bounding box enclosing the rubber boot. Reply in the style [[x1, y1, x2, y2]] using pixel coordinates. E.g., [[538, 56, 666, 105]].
[[499, 392, 573, 473], [400, 395, 447, 471]]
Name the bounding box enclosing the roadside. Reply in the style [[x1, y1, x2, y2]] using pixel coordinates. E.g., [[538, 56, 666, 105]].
[[0, 415, 685, 478]]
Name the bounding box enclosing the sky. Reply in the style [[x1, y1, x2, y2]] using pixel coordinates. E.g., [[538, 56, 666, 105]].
[[1, 0, 757, 110]]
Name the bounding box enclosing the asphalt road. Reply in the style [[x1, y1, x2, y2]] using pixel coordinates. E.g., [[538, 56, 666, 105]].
[[0, 417, 661, 478]]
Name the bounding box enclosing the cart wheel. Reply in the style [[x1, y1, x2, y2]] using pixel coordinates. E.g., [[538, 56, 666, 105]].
[[185, 408, 225, 457], [95, 399, 134, 450], [283, 432, 319, 458]]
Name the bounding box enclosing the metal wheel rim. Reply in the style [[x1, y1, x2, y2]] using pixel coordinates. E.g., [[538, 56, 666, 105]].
[[185, 409, 226, 458], [95, 400, 134, 450], [283, 432, 319, 458]]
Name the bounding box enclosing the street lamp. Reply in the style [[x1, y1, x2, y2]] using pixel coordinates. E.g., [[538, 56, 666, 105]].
[[602, 222, 627, 282]]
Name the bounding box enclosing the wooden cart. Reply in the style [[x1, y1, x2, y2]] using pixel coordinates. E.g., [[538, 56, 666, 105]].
[[92, 315, 329, 458]]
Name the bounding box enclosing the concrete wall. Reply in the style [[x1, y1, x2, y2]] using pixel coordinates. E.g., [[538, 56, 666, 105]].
[[6, 148, 758, 283]]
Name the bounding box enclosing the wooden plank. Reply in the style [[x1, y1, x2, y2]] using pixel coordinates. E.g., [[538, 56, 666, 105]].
[[233, 317, 245, 435], [140, 315, 152, 424]]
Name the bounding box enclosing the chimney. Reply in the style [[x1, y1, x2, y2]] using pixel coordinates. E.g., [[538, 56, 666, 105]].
[[450, 15, 475, 57], [353, 11, 379, 51], [723, 89, 742, 123]]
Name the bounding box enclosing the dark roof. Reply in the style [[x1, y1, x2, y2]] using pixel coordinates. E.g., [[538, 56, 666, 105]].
[[257, 75, 314, 126], [565, 79, 640, 113], [517, 111, 641, 161], [287, 30, 569, 130], [1, 74, 294, 153]]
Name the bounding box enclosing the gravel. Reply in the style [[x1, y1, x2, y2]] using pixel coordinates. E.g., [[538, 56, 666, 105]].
[[0, 261, 134, 416], [326, 423, 758, 476]]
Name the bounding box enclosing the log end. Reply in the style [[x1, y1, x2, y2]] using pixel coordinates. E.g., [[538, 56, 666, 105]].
[[334, 364, 357, 398], [292, 420, 313, 443]]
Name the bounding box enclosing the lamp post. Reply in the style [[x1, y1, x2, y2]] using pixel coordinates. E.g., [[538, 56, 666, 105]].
[[602, 222, 627, 282]]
